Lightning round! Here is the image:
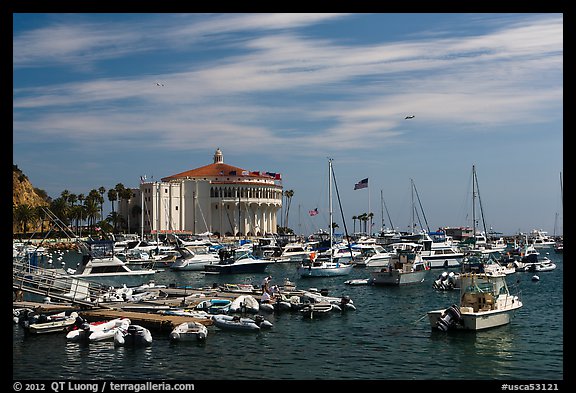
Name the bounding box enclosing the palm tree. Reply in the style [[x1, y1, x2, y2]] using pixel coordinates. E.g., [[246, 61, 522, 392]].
[[120, 188, 133, 232], [352, 215, 358, 233], [283, 189, 294, 229], [77, 193, 85, 236], [50, 197, 70, 226], [98, 186, 106, 220], [107, 188, 118, 231], [13, 204, 37, 234]]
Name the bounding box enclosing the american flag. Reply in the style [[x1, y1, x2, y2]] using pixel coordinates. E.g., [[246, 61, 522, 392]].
[[354, 178, 368, 190]]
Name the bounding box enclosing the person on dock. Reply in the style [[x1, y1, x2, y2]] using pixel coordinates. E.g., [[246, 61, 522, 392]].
[[261, 275, 272, 294]]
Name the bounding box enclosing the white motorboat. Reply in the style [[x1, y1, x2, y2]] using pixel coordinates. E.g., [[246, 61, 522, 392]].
[[211, 314, 273, 332], [350, 243, 393, 268], [66, 318, 131, 342], [169, 321, 208, 342], [528, 229, 556, 248], [428, 272, 523, 331], [514, 246, 557, 272], [71, 240, 156, 287], [277, 242, 312, 263], [114, 324, 153, 346], [204, 248, 272, 275], [370, 246, 429, 286], [169, 246, 220, 271]]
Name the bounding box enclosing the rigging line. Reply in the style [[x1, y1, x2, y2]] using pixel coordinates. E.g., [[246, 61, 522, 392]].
[[330, 160, 354, 259], [412, 180, 430, 233], [474, 167, 489, 236]]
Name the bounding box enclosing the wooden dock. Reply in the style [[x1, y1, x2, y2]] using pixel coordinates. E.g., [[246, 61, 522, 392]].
[[78, 309, 213, 332]]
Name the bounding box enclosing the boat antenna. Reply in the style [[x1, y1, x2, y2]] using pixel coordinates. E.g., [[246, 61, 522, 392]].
[[330, 159, 354, 260]]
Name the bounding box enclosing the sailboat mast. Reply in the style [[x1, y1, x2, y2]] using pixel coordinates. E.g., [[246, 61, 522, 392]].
[[472, 165, 476, 238], [329, 158, 333, 258]]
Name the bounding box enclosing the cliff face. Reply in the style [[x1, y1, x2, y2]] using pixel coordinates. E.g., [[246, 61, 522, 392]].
[[13, 168, 49, 208]]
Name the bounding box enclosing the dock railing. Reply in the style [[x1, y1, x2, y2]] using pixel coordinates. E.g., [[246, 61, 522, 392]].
[[13, 259, 112, 308]]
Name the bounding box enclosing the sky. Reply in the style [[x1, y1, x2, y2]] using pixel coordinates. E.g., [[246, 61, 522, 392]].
[[12, 13, 563, 237]]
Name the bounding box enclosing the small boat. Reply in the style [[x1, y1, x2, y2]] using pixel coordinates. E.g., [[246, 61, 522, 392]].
[[204, 248, 272, 274], [24, 311, 80, 334], [211, 314, 273, 332], [114, 324, 153, 346], [169, 246, 220, 271], [194, 298, 232, 314], [158, 309, 211, 319], [229, 294, 260, 314], [515, 247, 557, 272], [169, 321, 208, 342], [300, 301, 333, 319], [297, 255, 354, 277], [428, 272, 523, 331], [66, 318, 131, 342], [370, 246, 429, 286], [344, 278, 374, 286]]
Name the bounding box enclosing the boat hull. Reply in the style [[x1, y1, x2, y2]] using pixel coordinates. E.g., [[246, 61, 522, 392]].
[[72, 271, 156, 288], [297, 264, 353, 277], [371, 270, 427, 286], [428, 305, 522, 331], [204, 261, 271, 274]]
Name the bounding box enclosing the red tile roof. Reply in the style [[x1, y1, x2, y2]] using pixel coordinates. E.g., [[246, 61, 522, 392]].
[[162, 162, 262, 181]]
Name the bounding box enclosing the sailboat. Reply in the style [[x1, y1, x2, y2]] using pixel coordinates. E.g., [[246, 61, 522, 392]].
[[297, 159, 354, 278], [459, 165, 505, 255]]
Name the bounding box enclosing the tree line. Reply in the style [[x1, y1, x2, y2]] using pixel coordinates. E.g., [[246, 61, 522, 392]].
[[13, 183, 140, 238]]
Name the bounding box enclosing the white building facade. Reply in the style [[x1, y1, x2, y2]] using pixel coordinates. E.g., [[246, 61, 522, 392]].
[[119, 149, 283, 237]]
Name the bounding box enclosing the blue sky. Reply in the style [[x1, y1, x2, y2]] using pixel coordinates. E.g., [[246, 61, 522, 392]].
[[13, 13, 563, 237]]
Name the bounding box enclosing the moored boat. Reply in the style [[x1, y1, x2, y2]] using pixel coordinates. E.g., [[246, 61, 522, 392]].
[[66, 317, 131, 342], [427, 272, 523, 331], [23, 311, 80, 334], [211, 314, 273, 332], [370, 246, 429, 286], [169, 321, 208, 342], [114, 324, 153, 346]]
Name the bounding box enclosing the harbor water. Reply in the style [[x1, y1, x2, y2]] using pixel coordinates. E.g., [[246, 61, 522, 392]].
[[13, 250, 563, 381]]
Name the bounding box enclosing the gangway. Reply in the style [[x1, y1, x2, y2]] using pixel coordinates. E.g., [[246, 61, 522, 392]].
[[13, 259, 113, 308]]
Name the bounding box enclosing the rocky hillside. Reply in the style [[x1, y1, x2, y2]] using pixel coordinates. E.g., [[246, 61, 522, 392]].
[[13, 165, 49, 208]]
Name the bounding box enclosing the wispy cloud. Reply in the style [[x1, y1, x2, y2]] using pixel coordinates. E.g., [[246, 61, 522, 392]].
[[14, 14, 562, 154]]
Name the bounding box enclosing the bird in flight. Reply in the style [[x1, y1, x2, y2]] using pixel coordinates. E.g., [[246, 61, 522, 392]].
[[405, 115, 415, 119], [156, 82, 165, 87]]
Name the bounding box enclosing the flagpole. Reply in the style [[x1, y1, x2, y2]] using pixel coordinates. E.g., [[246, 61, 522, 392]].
[[368, 181, 370, 235]]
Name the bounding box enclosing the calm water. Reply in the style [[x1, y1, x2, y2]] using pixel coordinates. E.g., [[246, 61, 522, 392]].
[[13, 250, 563, 381]]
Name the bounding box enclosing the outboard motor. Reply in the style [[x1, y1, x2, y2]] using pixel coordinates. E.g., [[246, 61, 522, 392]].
[[433, 272, 449, 290], [436, 304, 462, 331]]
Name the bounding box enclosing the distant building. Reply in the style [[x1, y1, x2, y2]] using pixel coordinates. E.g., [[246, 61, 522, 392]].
[[442, 226, 474, 241], [118, 148, 283, 236]]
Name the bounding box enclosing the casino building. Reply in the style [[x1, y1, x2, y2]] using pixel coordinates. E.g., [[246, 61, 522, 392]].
[[119, 148, 283, 236]]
